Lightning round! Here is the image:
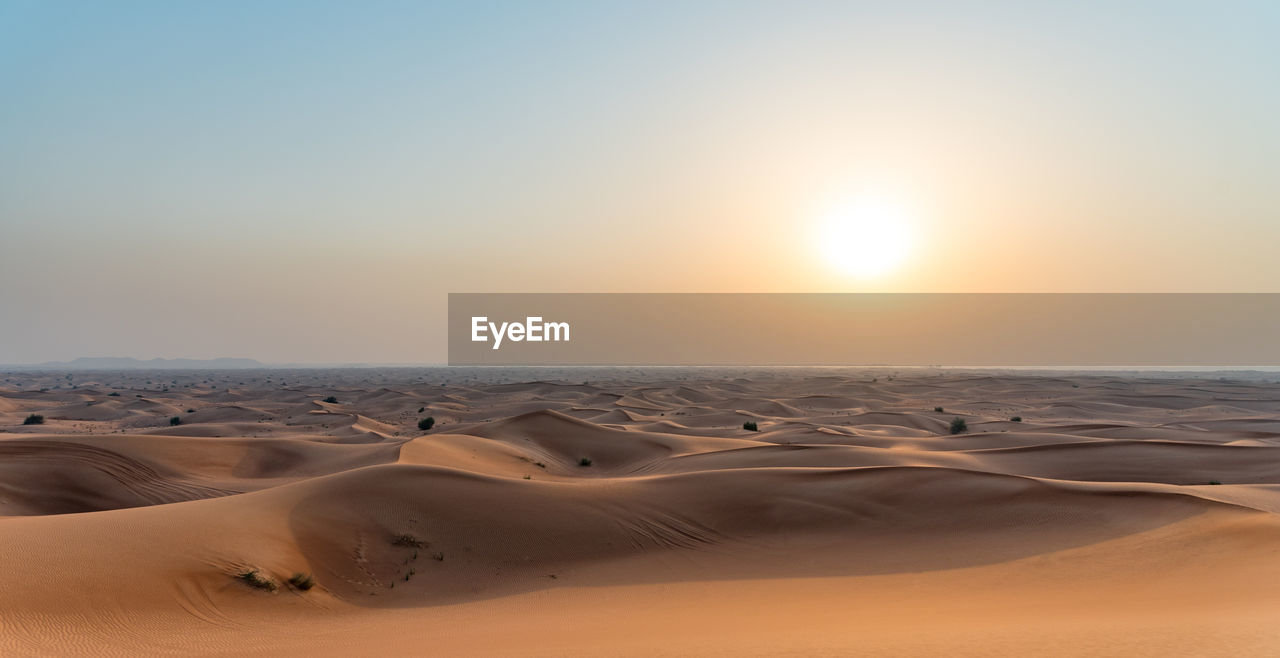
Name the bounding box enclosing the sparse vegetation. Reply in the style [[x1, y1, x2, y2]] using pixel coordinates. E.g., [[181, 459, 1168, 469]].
[[418, 406, 425, 413], [186, 408, 195, 413], [743, 420, 759, 431], [579, 457, 593, 467], [431, 552, 444, 561], [23, 414, 44, 425], [236, 569, 277, 591], [1010, 416, 1022, 422], [949, 417, 968, 435], [107, 392, 120, 397], [287, 572, 316, 591], [323, 396, 338, 404], [934, 406, 944, 413], [1209, 480, 1223, 485], [534, 461, 546, 468], [169, 416, 182, 426], [417, 416, 435, 431], [393, 533, 425, 548]]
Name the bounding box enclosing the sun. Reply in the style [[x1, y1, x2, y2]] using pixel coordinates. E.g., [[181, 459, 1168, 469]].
[[814, 196, 915, 279]]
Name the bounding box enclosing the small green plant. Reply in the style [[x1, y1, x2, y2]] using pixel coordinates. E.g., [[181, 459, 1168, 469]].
[[1010, 416, 1022, 422], [1209, 480, 1222, 485], [22, 414, 44, 425], [236, 569, 277, 591], [579, 457, 593, 467], [169, 416, 182, 426], [742, 421, 759, 431], [417, 417, 435, 431], [418, 406, 425, 413], [392, 533, 425, 548], [949, 417, 968, 435], [287, 572, 316, 591], [934, 406, 944, 413], [323, 396, 338, 404]]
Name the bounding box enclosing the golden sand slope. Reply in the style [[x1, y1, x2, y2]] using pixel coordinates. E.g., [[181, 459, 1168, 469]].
[[1, 369, 1279, 656]]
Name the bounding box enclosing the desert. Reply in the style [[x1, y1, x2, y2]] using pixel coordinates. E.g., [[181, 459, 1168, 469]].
[[0, 367, 1277, 655]]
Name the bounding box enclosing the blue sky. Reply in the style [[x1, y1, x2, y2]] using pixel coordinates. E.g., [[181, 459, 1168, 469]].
[[2, 1, 1278, 362]]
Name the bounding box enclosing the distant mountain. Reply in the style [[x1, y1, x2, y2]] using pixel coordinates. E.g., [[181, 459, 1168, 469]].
[[31, 357, 265, 370]]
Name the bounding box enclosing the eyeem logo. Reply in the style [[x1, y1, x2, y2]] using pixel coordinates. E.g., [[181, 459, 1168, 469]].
[[471, 316, 570, 350]]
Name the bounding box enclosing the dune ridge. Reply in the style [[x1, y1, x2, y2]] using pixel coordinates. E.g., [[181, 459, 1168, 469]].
[[2, 368, 1279, 655]]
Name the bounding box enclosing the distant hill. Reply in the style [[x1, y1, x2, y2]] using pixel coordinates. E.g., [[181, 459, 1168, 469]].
[[30, 357, 265, 370]]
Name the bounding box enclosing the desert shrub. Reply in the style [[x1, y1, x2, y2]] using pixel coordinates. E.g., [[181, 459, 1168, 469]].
[[23, 414, 44, 425], [743, 420, 759, 431], [949, 417, 967, 434], [534, 461, 546, 468], [1010, 416, 1022, 422], [934, 406, 944, 413], [392, 533, 425, 548], [323, 396, 338, 404], [418, 406, 425, 413], [1209, 480, 1222, 485], [186, 408, 195, 413], [287, 573, 316, 591], [579, 457, 593, 467], [236, 569, 277, 591], [169, 416, 182, 426], [418, 416, 435, 431], [107, 392, 120, 397]]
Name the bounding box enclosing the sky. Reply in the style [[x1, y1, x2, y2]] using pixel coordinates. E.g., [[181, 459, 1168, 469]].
[[2, 1, 1278, 363]]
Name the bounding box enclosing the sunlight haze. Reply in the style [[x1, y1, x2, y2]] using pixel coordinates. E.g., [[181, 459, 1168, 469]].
[[2, 1, 1278, 363]]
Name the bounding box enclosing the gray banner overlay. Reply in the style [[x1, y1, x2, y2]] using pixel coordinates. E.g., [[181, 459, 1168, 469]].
[[448, 294, 1280, 366]]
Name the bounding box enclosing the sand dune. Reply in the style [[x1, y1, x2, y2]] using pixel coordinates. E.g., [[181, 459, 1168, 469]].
[[1, 368, 1280, 655]]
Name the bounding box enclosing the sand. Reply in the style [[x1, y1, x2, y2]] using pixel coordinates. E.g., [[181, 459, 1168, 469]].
[[1, 367, 1278, 655]]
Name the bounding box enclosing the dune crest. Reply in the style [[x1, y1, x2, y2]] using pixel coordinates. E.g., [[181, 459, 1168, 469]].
[[2, 368, 1280, 655]]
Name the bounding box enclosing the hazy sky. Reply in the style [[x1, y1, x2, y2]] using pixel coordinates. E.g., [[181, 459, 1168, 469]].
[[2, 1, 1278, 363]]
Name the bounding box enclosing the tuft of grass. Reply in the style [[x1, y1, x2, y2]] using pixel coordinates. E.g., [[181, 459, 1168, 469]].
[[23, 414, 44, 425], [169, 416, 182, 426], [236, 569, 277, 591], [949, 417, 968, 435], [742, 420, 759, 431], [1209, 480, 1223, 485], [1010, 416, 1022, 422], [322, 396, 338, 404], [534, 461, 546, 468], [579, 457, 593, 467], [417, 416, 435, 431], [392, 533, 425, 548], [933, 406, 944, 413], [287, 572, 316, 591]]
